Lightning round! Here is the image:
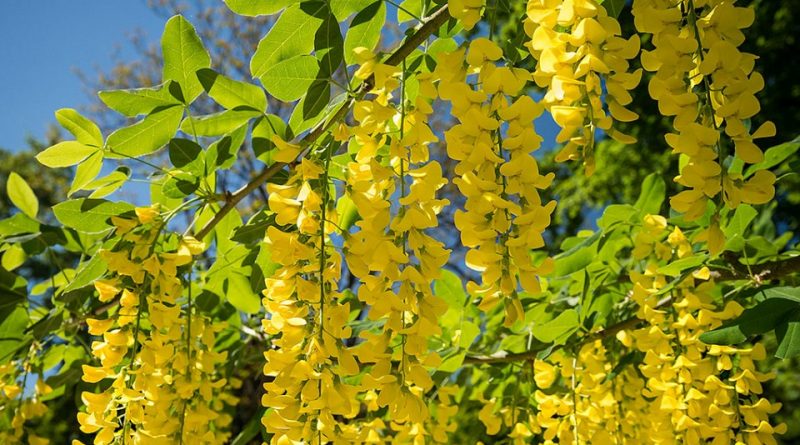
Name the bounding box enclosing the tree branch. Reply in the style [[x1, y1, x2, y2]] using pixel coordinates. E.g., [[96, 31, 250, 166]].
[[464, 253, 800, 365], [194, 6, 452, 240]]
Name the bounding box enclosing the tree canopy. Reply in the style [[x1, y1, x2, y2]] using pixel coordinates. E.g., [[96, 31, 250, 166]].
[[0, 0, 799, 444]]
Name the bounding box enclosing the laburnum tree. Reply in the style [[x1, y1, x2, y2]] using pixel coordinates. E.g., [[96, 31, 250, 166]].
[[1, 0, 799, 444]]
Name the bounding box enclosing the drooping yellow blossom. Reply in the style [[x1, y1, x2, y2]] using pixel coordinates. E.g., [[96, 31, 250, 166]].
[[438, 38, 555, 326], [633, 0, 776, 238], [525, 0, 642, 174], [78, 208, 235, 444]]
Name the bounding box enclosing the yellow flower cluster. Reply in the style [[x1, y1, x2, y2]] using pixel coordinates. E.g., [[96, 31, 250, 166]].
[[447, 0, 485, 30], [343, 48, 452, 441], [0, 357, 52, 445], [633, 0, 776, 223], [523, 343, 655, 444], [618, 214, 786, 443], [525, 0, 642, 175], [262, 155, 363, 443], [437, 38, 555, 326], [77, 208, 234, 444]]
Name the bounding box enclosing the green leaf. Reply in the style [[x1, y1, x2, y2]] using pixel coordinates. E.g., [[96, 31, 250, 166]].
[[776, 319, 800, 359], [55, 109, 103, 147], [0, 214, 40, 239], [69, 151, 104, 197], [597, 204, 637, 230], [106, 106, 184, 158], [602, 0, 626, 17], [438, 352, 466, 372], [397, 0, 423, 22], [260, 55, 320, 102], [330, 0, 375, 20], [36, 141, 99, 168], [63, 255, 108, 293], [289, 80, 330, 134], [2, 245, 26, 271], [434, 269, 467, 309], [344, 1, 386, 65], [723, 204, 757, 251], [250, 2, 327, 80], [336, 194, 360, 231], [98, 83, 181, 117], [223, 0, 297, 16], [169, 138, 205, 177], [161, 15, 211, 104], [7, 173, 38, 219], [459, 321, 480, 348], [0, 306, 30, 361], [229, 410, 265, 445], [231, 211, 274, 245], [53, 198, 134, 233], [197, 68, 267, 111], [758, 287, 800, 302], [700, 297, 800, 345], [315, 10, 344, 77], [208, 125, 247, 170], [85, 167, 131, 199], [252, 114, 291, 164], [227, 272, 262, 314], [657, 255, 707, 277], [532, 309, 579, 344], [182, 109, 261, 137], [162, 171, 200, 198], [634, 173, 666, 216], [745, 136, 800, 178]]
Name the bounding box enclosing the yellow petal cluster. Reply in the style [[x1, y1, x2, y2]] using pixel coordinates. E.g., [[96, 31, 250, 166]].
[[618, 214, 786, 442], [448, 0, 485, 30], [344, 48, 453, 442], [0, 359, 52, 444], [262, 155, 362, 443], [525, 0, 642, 174], [77, 209, 234, 444], [633, 0, 776, 224], [438, 39, 555, 326]]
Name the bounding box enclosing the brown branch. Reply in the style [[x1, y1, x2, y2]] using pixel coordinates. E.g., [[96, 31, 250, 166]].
[[464, 254, 800, 365], [194, 5, 452, 240]]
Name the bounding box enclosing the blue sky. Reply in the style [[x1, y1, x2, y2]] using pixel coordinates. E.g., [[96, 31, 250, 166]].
[[0, 1, 165, 152]]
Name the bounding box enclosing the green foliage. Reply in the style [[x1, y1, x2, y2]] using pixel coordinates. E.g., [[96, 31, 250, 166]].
[[52, 198, 133, 233], [105, 106, 183, 158], [701, 288, 800, 359], [344, 1, 386, 65], [161, 15, 211, 103], [197, 68, 268, 111], [6, 173, 39, 219], [35, 141, 99, 168], [98, 83, 182, 117]]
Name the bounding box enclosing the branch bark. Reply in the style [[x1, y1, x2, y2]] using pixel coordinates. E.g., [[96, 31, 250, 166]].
[[194, 6, 452, 240], [464, 254, 800, 365]]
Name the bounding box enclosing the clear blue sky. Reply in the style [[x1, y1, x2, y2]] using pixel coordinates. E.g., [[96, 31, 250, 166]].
[[0, 1, 165, 152]]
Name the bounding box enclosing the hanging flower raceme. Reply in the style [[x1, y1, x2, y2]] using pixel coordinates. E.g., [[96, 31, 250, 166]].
[[616, 214, 786, 443], [525, 0, 642, 175], [0, 352, 52, 445], [77, 207, 234, 444], [438, 38, 555, 327], [262, 150, 362, 443], [341, 47, 453, 442], [633, 0, 776, 238]]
